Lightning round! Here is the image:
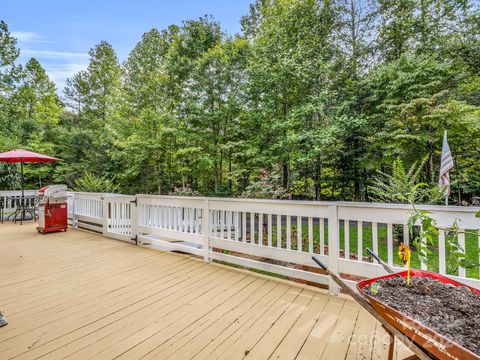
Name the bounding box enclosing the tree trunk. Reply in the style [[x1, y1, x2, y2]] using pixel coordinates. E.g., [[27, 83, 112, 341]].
[[429, 153, 435, 184], [228, 155, 232, 192], [283, 163, 288, 190], [156, 160, 162, 194], [354, 169, 361, 201], [364, 171, 369, 201], [315, 158, 322, 201]]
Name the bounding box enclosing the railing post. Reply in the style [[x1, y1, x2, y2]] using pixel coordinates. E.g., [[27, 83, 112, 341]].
[[202, 199, 210, 262], [328, 204, 340, 295], [102, 194, 109, 237], [72, 193, 79, 229], [131, 196, 138, 243]]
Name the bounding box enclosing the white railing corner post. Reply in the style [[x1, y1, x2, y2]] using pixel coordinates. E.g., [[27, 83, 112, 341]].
[[102, 194, 109, 237], [328, 204, 340, 295], [72, 193, 78, 229], [202, 198, 211, 262], [131, 196, 138, 243]]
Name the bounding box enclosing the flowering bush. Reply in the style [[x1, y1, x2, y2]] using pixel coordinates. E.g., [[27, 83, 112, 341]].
[[242, 166, 289, 199], [169, 184, 200, 197]]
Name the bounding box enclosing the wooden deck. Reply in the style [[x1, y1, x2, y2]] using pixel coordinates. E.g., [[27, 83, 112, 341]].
[[0, 222, 412, 359]]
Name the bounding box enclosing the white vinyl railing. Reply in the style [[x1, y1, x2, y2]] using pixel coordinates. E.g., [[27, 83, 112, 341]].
[[67, 192, 480, 293], [0, 190, 37, 213]]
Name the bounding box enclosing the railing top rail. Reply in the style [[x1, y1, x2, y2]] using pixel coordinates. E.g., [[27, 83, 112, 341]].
[[134, 194, 480, 213], [136, 194, 336, 206], [0, 189, 38, 195], [336, 201, 480, 213]]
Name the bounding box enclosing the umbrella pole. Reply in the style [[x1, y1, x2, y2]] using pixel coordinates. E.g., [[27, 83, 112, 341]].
[[21, 161, 25, 224], [21, 161, 24, 198]]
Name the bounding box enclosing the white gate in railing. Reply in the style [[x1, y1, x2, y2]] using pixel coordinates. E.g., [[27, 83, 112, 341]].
[[69, 193, 136, 244], [103, 194, 136, 243], [67, 192, 480, 294], [69, 192, 104, 233]]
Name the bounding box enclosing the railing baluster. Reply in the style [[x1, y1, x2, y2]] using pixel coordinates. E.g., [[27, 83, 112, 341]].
[[277, 214, 282, 248], [268, 214, 272, 247], [179, 207, 184, 232], [403, 223, 409, 245], [387, 223, 393, 266], [227, 210, 232, 240], [458, 230, 466, 277], [196, 208, 201, 234], [113, 202, 117, 231], [234, 211, 239, 241], [286, 215, 291, 249], [219, 210, 225, 239], [297, 216, 302, 251], [242, 212, 247, 243], [214, 210, 219, 236], [188, 208, 193, 233], [344, 220, 350, 260], [320, 218, 325, 255], [420, 224, 427, 270], [164, 206, 168, 229], [178, 207, 182, 231], [357, 221, 363, 262], [209, 209, 214, 236], [156, 206, 161, 228], [153, 205, 158, 228], [308, 217, 313, 253], [258, 213, 263, 245], [372, 222, 378, 256], [250, 212, 255, 244], [438, 229, 446, 274]]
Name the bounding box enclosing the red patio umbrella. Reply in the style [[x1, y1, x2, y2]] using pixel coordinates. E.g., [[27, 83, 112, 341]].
[[0, 149, 61, 196]]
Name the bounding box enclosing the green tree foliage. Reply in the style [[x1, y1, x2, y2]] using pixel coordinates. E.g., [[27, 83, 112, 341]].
[[0, 0, 479, 203], [370, 157, 444, 204], [74, 172, 119, 193], [0, 20, 22, 151]]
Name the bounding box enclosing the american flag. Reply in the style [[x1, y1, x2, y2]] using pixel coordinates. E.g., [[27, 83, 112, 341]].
[[439, 130, 454, 197]]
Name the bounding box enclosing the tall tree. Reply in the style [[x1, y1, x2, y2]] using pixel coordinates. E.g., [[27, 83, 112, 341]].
[[17, 58, 62, 128], [0, 20, 22, 149], [244, 0, 337, 195], [63, 70, 89, 115], [184, 37, 250, 194], [84, 41, 122, 123]]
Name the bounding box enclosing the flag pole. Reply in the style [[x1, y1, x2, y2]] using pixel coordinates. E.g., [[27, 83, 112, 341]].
[[439, 129, 453, 207], [444, 130, 447, 206]]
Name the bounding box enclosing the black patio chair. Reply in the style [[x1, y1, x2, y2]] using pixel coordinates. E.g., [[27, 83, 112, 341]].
[[9, 195, 37, 225]]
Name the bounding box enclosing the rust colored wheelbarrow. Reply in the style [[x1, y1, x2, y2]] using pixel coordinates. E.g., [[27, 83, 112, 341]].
[[312, 249, 480, 360]]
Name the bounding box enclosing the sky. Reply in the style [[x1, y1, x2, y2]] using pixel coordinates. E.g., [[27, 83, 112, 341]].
[[2, 0, 252, 92]]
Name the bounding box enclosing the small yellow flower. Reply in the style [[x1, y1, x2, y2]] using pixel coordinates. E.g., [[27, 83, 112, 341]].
[[398, 243, 411, 286]]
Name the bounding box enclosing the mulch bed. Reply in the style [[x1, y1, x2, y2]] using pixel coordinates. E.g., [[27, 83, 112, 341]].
[[364, 277, 480, 356]]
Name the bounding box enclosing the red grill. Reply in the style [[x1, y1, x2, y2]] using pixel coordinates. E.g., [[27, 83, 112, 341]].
[[37, 185, 68, 234]]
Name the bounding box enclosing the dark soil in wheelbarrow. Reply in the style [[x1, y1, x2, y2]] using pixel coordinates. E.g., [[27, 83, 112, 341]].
[[364, 277, 480, 355]]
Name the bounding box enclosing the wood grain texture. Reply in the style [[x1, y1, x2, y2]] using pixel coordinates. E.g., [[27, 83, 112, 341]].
[[0, 221, 412, 359]]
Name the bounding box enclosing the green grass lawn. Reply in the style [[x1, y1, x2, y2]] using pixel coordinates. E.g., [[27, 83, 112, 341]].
[[257, 221, 479, 279]]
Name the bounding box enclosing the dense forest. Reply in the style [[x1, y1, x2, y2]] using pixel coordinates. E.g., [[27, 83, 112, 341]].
[[0, 0, 479, 203]]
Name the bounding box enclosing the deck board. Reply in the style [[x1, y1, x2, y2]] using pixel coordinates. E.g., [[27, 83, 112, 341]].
[[0, 221, 413, 359]]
